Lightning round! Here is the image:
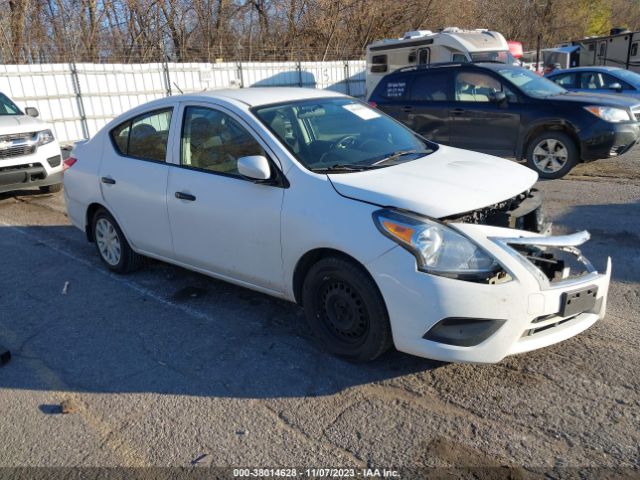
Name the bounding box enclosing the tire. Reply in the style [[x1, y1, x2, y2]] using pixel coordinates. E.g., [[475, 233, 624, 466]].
[[92, 208, 143, 273], [39, 183, 62, 193], [301, 256, 392, 362], [526, 131, 578, 179]]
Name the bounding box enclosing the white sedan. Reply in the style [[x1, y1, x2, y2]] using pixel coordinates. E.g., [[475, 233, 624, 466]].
[[63, 88, 611, 363]]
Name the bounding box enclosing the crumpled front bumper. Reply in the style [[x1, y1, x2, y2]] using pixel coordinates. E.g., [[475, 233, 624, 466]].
[[367, 223, 611, 363]]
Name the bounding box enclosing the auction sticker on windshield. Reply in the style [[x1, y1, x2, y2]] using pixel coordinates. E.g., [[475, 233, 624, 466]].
[[343, 103, 381, 120]]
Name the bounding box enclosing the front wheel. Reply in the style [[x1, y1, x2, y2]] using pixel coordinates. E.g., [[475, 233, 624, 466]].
[[526, 131, 578, 179], [92, 209, 143, 273], [302, 256, 392, 362]]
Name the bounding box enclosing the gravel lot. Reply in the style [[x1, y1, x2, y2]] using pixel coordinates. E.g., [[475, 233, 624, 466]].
[[0, 152, 638, 477]]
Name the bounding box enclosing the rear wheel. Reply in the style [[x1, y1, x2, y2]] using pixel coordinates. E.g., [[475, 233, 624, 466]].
[[302, 256, 392, 362], [526, 131, 578, 179], [92, 209, 143, 273], [39, 183, 62, 193]]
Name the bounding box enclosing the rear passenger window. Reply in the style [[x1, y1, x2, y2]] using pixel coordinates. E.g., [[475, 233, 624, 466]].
[[110, 108, 173, 162], [409, 73, 451, 101], [551, 73, 575, 87]]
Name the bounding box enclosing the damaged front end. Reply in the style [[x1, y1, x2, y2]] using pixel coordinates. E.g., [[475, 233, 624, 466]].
[[442, 188, 551, 235]]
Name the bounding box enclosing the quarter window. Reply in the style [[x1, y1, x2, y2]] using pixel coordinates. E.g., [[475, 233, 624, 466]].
[[632, 43, 639, 57], [110, 108, 172, 162], [181, 106, 265, 177]]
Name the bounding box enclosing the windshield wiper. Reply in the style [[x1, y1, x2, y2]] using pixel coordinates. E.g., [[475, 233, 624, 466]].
[[311, 163, 383, 173], [372, 149, 432, 166]]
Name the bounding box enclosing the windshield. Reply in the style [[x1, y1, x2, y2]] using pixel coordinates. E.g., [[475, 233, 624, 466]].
[[252, 97, 435, 172], [470, 50, 515, 64], [613, 69, 640, 85], [0, 93, 22, 115], [495, 67, 566, 98]]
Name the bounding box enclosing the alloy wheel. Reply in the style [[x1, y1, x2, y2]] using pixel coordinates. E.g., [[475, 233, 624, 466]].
[[532, 138, 569, 173]]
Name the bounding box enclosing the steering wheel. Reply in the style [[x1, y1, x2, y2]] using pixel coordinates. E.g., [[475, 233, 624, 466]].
[[332, 135, 359, 150]]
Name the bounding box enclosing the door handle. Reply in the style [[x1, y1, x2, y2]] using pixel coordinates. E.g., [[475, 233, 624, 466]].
[[101, 177, 116, 185], [402, 105, 413, 112], [175, 191, 196, 201], [451, 108, 465, 115]]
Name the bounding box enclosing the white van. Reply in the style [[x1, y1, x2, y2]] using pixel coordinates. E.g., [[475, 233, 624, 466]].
[[366, 27, 514, 96]]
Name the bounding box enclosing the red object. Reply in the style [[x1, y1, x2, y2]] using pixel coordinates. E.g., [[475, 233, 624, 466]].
[[368, 101, 378, 108], [507, 41, 523, 59], [63, 157, 77, 170]]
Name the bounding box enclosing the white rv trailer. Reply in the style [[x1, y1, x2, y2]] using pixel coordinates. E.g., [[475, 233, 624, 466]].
[[559, 28, 640, 72], [365, 27, 513, 96]]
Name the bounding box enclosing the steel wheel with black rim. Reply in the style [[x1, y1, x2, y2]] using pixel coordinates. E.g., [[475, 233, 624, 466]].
[[302, 256, 392, 362], [92, 208, 143, 273], [526, 131, 578, 180]]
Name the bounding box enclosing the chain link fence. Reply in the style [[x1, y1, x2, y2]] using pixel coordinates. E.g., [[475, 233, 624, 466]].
[[0, 60, 366, 144]]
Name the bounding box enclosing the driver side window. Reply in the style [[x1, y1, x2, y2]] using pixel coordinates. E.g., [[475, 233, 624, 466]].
[[181, 106, 265, 177]]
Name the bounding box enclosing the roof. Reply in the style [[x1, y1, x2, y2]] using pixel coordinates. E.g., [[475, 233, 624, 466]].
[[549, 66, 621, 74], [181, 87, 344, 107], [392, 61, 517, 75]]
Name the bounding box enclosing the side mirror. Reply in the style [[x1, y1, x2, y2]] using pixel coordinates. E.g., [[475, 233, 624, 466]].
[[490, 91, 508, 105], [609, 82, 623, 92], [237, 155, 272, 181], [25, 107, 39, 118]]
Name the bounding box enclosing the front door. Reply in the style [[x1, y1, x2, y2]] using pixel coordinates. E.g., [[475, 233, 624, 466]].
[[166, 103, 285, 292], [450, 71, 520, 156], [99, 107, 175, 257]]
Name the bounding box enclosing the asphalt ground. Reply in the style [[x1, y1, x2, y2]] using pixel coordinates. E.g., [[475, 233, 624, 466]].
[[0, 152, 638, 478]]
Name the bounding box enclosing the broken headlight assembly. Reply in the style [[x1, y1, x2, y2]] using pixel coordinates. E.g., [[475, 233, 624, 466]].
[[373, 208, 508, 282]]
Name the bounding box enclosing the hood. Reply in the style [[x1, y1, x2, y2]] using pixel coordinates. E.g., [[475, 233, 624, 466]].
[[548, 91, 640, 109], [328, 145, 538, 218], [0, 115, 48, 136]]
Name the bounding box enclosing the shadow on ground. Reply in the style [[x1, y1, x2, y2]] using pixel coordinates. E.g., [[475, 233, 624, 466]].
[[0, 225, 440, 399]]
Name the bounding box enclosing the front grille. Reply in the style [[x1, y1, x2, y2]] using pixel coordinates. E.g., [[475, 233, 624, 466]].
[[0, 131, 38, 160], [0, 144, 36, 159], [0, 132, 36, 143]]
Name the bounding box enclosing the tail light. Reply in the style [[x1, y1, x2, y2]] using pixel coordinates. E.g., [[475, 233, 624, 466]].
[[63, 157, 77, 170]]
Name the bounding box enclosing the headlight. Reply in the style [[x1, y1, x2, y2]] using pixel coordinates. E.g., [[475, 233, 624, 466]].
[[37, 129, 55, 146], [584, 106, 632, 123], [373, 209, 500, 279]]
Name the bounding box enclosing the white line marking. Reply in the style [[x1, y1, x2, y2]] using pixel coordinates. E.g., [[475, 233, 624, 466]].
[[0, 219, 218, 324]]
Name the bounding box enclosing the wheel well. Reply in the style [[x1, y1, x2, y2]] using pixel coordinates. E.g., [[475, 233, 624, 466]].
[[521, 124, 581, 161], [85, 203, 106, 242], [292, 248, 370, 305]]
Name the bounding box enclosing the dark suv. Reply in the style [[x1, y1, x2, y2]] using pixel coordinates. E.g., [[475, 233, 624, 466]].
[[368, 63, 640, 178]]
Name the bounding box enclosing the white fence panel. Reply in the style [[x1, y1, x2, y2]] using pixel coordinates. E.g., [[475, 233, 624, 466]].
[[75, 63, 168, 137], [0, 60, 368, 143], [0, 63, 82, 142]]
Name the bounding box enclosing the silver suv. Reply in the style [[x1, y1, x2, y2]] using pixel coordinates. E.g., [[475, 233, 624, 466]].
[[0, 91, 63, 194]]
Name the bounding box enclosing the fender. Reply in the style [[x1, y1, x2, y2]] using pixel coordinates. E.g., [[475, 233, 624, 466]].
[[516, 117, 582, 160]]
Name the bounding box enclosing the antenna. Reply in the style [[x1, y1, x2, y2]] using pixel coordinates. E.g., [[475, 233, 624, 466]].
[[173, 82, 184, 95]]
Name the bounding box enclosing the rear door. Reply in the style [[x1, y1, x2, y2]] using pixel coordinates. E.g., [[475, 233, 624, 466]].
[[99, 107, 175, 257], [449, 70, 521, 156], [404, 71, 453, 144]]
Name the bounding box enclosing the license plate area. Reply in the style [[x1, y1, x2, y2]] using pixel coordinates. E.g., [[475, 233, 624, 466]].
[[560, 285, 598, 317]]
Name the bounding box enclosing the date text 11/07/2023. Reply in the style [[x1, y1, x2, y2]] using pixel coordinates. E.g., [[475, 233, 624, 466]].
[[232, 468, 400, 478]]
